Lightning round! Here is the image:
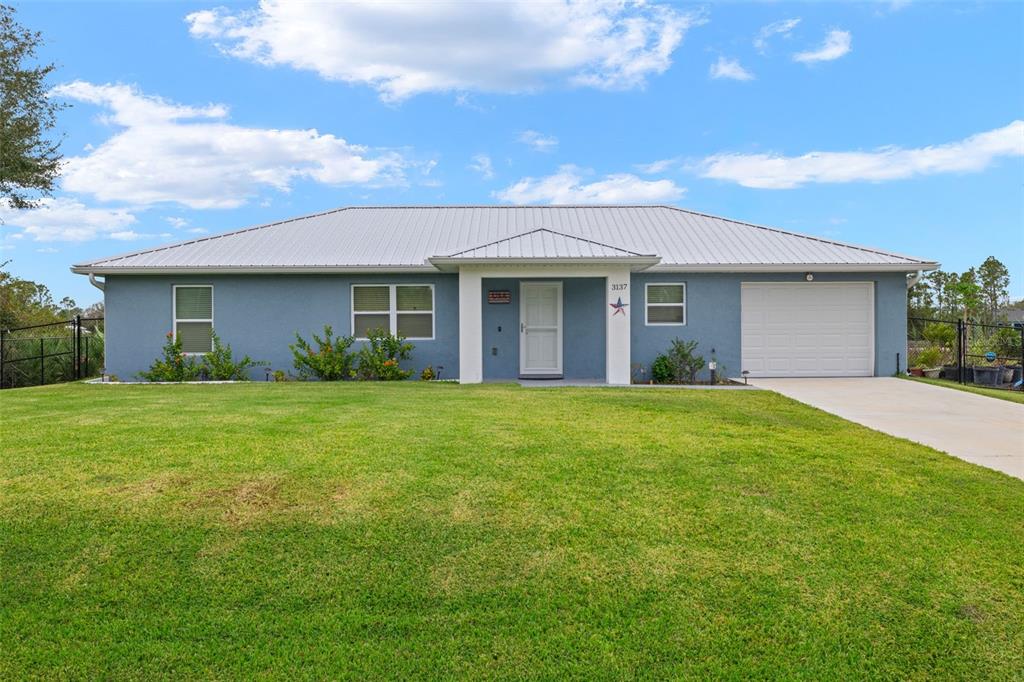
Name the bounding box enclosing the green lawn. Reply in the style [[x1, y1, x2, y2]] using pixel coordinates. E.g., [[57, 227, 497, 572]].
[[2, 383, 1022, 679], [905, 375, 1024, 404]]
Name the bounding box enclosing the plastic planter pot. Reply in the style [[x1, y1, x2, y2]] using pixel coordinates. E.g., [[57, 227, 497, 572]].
[[909, 367, 925, 377], [940, 365, 960, 380], [923, 368, 941, 379], [1001, 367, 1014, 384], [972, 365, 1002, 387]]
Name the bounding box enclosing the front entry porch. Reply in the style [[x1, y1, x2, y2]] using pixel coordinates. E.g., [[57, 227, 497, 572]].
[[456, 265, 634, 385]]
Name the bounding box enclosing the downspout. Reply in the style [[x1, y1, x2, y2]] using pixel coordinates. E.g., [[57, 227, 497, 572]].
[[906, 271, 922, 289], [88, 272, 105, 291]]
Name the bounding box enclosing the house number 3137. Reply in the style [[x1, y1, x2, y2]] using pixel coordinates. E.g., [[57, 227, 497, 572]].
[[611, 283, 628, 291]]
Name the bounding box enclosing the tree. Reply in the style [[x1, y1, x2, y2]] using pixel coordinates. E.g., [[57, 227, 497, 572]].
[[0, 261, 76, 328], [1, 3, 64, 209], [83, 301, 104, 318], [926, 270, 957, 319], [977, 256, 1010, 322], [907, 278, 934, 318], [953, 268, 982, 322]]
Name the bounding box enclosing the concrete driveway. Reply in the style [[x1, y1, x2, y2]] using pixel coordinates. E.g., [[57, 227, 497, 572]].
[[747, 377, 1024, 480]]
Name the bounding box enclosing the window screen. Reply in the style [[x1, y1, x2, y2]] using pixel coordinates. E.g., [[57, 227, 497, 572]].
[[646, 283, 686, 325], [174, 286, 213, 353], [352, 284, 434, 339]]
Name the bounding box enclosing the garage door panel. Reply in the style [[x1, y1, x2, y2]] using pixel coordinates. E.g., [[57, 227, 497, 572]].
[[741, 283, 874, 378]]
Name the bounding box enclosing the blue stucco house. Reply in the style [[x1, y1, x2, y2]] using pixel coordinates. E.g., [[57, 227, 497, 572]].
[[72, 206, 938, 384]]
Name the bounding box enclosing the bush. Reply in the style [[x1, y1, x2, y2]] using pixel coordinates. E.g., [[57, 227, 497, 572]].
[[290, 325, 356, 380], [420, 365, 436, 381], [922, 322, 956, 348], [914, 346, 943, 369], [992, 326, 1023, 360], [139, 332, 201, 382], [204, 331, 262, 380], [356, 328, 415, 380], [652, 338, 705, 384], [650, 355, 674, 384], [968, 337, 996, 366]]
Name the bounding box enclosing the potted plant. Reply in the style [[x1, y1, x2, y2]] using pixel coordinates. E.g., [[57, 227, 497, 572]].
[[966, 337, 1000, 386], [913, 346, 943, 378], [992, 326, 1022, 384]]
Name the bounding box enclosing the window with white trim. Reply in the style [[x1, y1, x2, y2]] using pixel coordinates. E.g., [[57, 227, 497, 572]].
[[645, 283, 686, 325], [352, 284, 434, 339], [173, 285, 214, 353]]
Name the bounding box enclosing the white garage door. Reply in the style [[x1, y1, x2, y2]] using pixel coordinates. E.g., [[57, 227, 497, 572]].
[[741, 283, 874, 377]]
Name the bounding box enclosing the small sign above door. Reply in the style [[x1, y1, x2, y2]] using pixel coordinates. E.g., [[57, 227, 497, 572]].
[[488, 290, 511, 304]]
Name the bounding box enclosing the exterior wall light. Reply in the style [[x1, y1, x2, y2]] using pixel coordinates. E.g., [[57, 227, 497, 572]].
[[805, 273, 814, 282]]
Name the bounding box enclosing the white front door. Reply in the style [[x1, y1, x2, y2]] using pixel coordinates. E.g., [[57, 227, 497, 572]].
[[520, 281, 563, 377], [741, 282, 875, 377]]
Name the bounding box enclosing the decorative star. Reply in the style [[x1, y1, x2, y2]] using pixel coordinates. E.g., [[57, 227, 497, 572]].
[[609, 297, 628, 316]]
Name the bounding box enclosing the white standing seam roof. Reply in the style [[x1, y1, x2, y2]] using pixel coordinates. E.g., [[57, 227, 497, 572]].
[[71, 205, 938, 273]]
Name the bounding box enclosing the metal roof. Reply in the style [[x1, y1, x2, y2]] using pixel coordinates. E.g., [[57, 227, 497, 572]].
[[72, 205, 938, 274], [443, 228, 651, 259]]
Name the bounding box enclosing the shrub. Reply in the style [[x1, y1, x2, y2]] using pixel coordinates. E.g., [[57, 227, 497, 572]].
[[968, 337, 996, 366], [992, 326, 1023, 360], [914, 346, 943, 369], [420, 365, 436, 381], [922, 322, 956, 348], [652, 339, 705, 384], [356, 328, 415, 381], [139, 332, 201, 382], [650, 355, 674, 384], [203, 331, 262, 380], [290, 325, 356, 380], [667, 338, 705, 383]]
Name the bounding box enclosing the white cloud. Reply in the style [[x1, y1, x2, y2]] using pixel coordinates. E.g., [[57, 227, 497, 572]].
[[0, 197, 138, 242], [699, 120, 1024, 189], [494, 165, 684, 204], [754, 18, 800, 53], [635, 158, 678, 174], [793, 29, 852, 64], [186, 227, 208, 234], [51, 81, 405, 209], [109, 230, 147, 241], [165, 216, 189, 229], [186, 1, 700, 102], [36, 247, 59, 253], [468, 154, 495, 180], [709, 56, 754, 81], [518, 130, 559, 152]]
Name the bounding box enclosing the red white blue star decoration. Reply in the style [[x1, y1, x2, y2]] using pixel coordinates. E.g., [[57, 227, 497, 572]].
[[609, 297, 628, 316]]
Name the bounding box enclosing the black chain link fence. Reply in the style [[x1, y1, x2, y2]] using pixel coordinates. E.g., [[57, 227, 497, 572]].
[[0, 317, 104, 389], [907, 317, 1023, 390]]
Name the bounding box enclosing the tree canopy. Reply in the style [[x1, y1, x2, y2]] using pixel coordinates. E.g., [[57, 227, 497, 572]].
[[0, 3, 64, 209], [909, 256, 1013, 323]]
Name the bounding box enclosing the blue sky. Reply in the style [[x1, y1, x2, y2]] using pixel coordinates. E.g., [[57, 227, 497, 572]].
[[3, 1, 1022, 306]]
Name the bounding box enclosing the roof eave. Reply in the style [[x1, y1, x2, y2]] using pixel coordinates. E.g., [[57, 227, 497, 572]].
[[69, 264, 441, 276], [71, 260, 938, 276], [649, 262, 940, 273]]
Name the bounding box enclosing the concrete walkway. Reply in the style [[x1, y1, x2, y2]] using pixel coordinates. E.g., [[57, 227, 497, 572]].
[[748, 377, 1024, 480]]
